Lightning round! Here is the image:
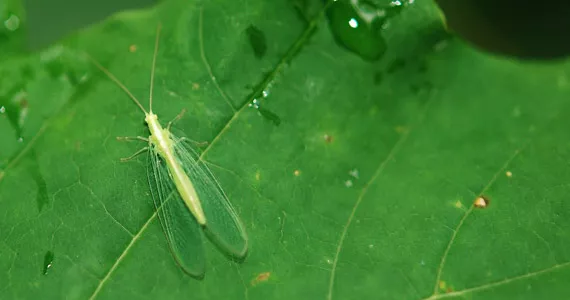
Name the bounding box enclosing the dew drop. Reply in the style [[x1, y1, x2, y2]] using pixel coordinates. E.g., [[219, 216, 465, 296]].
[[345, 180, 353, 187], [0, 106, 5, 113], [348, 18, 358, 28], [325, 0, 413, 61], [390, 0, 402, 7], [43, 251, 54, 275], [249, 99, 259, 109], [325, 1, 386, 61], [348, 169, 359, 179], [17, 137, 23, 143], [248, 99, 281, 126]]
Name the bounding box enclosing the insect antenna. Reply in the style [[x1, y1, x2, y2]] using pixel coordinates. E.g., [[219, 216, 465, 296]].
[[148, 23, 162, 113], [87, 54, 148, 114]]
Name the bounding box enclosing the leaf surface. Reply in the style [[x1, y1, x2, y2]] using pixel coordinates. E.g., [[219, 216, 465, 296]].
[[2, 0, 570, 299]]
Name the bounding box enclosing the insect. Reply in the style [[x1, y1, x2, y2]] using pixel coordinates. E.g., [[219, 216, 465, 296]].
[[88, 24, 248, 277]]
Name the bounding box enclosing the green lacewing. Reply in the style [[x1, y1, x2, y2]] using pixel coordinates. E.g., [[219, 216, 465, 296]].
[[89, 24, 248, 277]]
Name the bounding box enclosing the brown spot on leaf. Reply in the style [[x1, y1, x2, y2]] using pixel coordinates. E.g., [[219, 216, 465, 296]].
[[324, 134, 333, 143], [474, 196, 489, 208], [251, 272, 271, 286], [129, 44, 137, 52]]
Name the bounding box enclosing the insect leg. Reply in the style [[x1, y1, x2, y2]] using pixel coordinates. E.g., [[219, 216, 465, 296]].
[[120, 147, 149, 162], [166, 108, 187, 130], [178, 137, 208, 147], [117, 136, 149, 142]]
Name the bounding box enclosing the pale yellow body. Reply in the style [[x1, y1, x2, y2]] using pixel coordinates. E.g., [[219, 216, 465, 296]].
[[146, 113, 206, 225]]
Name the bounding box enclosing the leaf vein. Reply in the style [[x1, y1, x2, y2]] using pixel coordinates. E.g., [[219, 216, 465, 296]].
[[90, 2, 337, 296], [0, 122, 48, 183], [326, 97, 434, 300], [430, 147, 524, 296], [425, 261, 570, 299]]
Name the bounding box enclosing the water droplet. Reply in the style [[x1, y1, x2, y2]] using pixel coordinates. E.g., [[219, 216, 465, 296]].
[[325, 0, 414, 61], [345, 180, 353, 187], [0, 106, 5, 113], [249, 99, 260, 109], [43, 251, 54, 275], [348, 169, 359, 179], [262, 90, 269, 98], [506, 171, 513, 177], [246, 25, 267, 59], [348, 18, 358, 28], [4, 14, 20, 31], [248, 99, 281, 126], [17, 137, 23, 143], [325, 1, 386, 61], [390, 0, 402, 7]]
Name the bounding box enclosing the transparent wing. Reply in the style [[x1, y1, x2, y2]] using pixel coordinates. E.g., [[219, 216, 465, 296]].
[[147, 146, 205, 277], [171, 136, 248, 258]]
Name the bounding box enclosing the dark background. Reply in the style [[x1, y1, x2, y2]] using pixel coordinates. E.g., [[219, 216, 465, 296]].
[[25, 0, 156, 49], [25, 0, 570, 60]]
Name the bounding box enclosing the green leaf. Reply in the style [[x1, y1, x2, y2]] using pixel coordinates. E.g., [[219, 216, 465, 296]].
[[2, 0, 570, 299]]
